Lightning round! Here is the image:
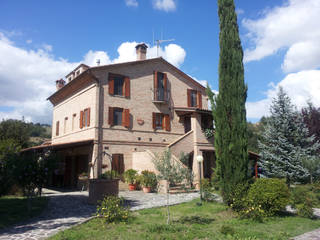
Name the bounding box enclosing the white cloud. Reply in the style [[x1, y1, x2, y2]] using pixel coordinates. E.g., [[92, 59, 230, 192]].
[[243, 0, 320, 73], [0, 34, 188, 123], [246, 70, 320, 119], [153, 0, 176, 12], [26, 39, 32, 44], [125, 0, 138, 7], [236, 8, 244, 15]]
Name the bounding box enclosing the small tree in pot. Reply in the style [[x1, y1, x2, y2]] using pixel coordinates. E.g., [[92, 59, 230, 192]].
[[123, 169, 138, 191], [140, 170, 157, 193]]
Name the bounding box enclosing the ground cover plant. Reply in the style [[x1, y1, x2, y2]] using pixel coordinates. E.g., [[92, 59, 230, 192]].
[[50, 199, 320, 240], [0, 195, 48, 229]]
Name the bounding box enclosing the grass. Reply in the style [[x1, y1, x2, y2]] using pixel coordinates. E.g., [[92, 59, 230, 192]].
[[50, 199, 320, 240], [0, 195, 48, 229]]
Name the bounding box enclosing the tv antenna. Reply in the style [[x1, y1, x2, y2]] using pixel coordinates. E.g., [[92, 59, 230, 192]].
[[155, 39, 175, 56]]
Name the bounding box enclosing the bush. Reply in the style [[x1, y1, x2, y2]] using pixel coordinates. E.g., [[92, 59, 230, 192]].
[[210, 170, 220, 190], [246, 178, 290, 217], [229, 182, 250, 212], [96, 196, 129, 223], [100, 170, 120, 180], [140, 170, 157, 189], [123, 169, 138, 184], [297, 197, 314, 219], [290, 185, 319, 208]]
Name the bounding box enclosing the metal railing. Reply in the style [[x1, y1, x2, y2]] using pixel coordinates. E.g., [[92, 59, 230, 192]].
[[153, 88, 170, 102]]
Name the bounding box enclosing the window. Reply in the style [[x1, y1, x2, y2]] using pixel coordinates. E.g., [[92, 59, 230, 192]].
[[56, 121, 59, 136], [109, 73, 130, 98], [152, 113, 170, 131], [72, 113, 76, 131], [187, 89, 202, 108], [80, 108, 90, 129], [108, 107, 130, 128], [153, 71, 168, 101], [64, 117, 68, 134], [114, 108, 123, 126]]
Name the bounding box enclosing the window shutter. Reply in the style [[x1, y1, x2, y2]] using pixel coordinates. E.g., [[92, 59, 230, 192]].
[[165, 114, 171, 131], [124, 77, 130, 98], [154, 71, 158, 100], [162, 114, 165, 130], [108, 107, 114, 126], [152, 112, 156, 130], [56, 121, 59, 136], [80, 111, 83, 129], [197, 91, 202, 109], [87, 108, 90, 127], [122, 109, 130, 128], [187, 89, 191, 107], [108, 76, 114, 95], [119, 154, 124, 174], [163, 73, 168, 100]]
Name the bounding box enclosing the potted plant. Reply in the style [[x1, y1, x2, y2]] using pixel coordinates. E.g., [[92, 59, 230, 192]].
[[77, 172, 89, 191], [140, 170, 157, 193], [123, 169, 138, 191]]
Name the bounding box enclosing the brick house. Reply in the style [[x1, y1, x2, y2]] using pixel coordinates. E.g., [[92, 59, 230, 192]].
[[25, 43, 257, 189]]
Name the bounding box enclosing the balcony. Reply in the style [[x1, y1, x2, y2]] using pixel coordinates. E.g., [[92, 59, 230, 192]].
[[153, 88, 170, 103]]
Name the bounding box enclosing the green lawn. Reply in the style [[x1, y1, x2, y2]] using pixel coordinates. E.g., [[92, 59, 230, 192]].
[[0, 196, 48, 229], [50, 199, 320, 240]]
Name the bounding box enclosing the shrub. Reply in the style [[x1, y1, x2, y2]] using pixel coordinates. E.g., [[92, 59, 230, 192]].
[[246, 178, 290, 217], [140, 170, 157, 189], [100, 170, 119, 180], [297, 198, 314, 219], [123, 169, 138, 184], [229, 182, 250, 212], [210, 170, 220, 190], [96, 196, 129, 223]]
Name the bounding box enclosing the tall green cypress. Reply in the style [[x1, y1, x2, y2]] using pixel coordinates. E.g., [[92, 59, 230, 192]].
[[214, 0, 248, 203]]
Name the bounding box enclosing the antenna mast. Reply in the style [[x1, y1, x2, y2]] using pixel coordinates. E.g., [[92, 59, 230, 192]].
[[155, 39, 175, 56]]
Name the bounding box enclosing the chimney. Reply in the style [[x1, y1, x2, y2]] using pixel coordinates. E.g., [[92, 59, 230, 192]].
[[56, 79, 65, 90], [135, 43, 148, 60]]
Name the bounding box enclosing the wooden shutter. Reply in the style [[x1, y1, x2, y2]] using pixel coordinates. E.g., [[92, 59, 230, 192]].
[[154, 71, 158, 100], [122, 109, 130, 128], [187, 89, 191, 107], [112, 154, 118, 172], [197, 91, 202, 109], [163, 73, 168, 100], [124, 77, 130, 98], [152, 112, 156, 130], [87, 108, 90, 127], [164, 114, 171, 131], [108, 75, 114, 95], [108, 107, 114, 126], [119, 154, 124, 174], [162, 114, 165, 130], [56, 121, 59, 136], [80, 111, 83, 129]]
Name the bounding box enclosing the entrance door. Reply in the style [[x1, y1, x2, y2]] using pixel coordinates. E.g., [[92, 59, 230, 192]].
[[112, 154, 124, 175], [184, 116, 191, 133]]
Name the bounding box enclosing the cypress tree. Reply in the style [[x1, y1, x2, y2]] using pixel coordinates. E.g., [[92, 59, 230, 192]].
[[215, 0, 248, 203]]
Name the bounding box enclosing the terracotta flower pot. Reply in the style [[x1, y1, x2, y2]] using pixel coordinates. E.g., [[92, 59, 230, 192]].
[[128, 184, 136, 191], [143, 186, 151, 193]]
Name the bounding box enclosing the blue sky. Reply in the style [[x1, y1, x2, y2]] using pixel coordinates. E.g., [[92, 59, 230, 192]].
[[0, 0, 319, 124]]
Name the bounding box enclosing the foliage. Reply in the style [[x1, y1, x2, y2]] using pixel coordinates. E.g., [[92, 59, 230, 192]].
[[96, 196, 129, 223], [302, 157, 320, 184], [210, 169, 220, 190], [100, 170, 119, 180], [203, 128, 214, 139], [290, 184, 320, 208], [247, 119, 268, 153], [229, 182, 250, 213], [301, 102, 320, 151], [297, 198, 314, 219], [0, 139, 20, 196], [246, 179, 290, 217], [220, 225, 235, 236], [140, 170, 157, 189], [152, 149, 190, 224], [123, 169, 138, 184], [259, 87, 320, 184], [178, 152, 189, 166], [215, 0, 249, 204]]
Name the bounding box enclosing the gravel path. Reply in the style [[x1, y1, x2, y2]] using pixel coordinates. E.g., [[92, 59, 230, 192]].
[[0, 189, 199, 240], [292, 208, 320, 240]]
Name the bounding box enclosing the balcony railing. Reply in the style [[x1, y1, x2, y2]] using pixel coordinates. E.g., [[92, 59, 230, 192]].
[[153, 88, 170, 103]]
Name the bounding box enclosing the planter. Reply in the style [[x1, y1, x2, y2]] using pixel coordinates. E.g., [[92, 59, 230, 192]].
[[142, 186, 151, 193], [88, 178, 120, 205], [128, 183, 136, 191]]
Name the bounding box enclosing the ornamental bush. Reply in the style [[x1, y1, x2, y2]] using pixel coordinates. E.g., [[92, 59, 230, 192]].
[[96, 196, 129, 223], [246, 178, 290, 217]]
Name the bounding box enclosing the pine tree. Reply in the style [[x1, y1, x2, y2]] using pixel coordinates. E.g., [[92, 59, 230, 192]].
[[258, 87, 320, 183], [215, 0, 248, 203]]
